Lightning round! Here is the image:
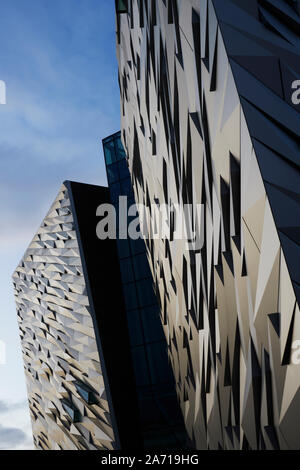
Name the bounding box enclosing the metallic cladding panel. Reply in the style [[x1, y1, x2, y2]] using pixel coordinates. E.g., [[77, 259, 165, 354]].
[[116, 0, 300, 449], [102, 131, 189, 449], [12, 183, 117, 450]]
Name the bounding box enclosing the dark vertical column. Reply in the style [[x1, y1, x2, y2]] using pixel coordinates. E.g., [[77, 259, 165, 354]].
[[67, 180, 142, 450]]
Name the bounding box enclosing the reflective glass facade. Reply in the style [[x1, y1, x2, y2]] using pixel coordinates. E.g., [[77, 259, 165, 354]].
[[102, 132, 188, 449], [116, 0, 300, 450]]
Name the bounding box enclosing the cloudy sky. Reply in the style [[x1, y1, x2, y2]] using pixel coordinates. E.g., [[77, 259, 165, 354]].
[[0, 0, 120, 449]]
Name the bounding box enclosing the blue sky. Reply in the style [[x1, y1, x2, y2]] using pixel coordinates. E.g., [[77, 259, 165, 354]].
[[0, 0, 120, 449]]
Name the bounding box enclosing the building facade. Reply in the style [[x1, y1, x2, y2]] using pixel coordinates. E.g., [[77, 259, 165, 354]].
[[102, 131, 188, 449], [116, 0, 300, 449], [13, 181, 141, 450]]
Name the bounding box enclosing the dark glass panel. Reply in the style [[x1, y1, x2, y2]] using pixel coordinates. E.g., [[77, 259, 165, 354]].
[[109, 182, 121, 203], [75, 382, 97, 405], [120, 177, 134, 197], [141, 305, 164, 343], [130, 236, 146, 255], [127, 309, 144, 346], [120, 257, 135, 284], [118, 159, 130, 180], [115, 134, 127, 159], [61, 400, 81, 423], [117, 238, 130, 259], [123, 282, 139, 311], [103, 139, 116, 165], [107, 162, 119, 184], [146, 342, 173, 385], [131, 345, 150, 387], [136, 278, 157, 307], [133, 252, 151, 280]]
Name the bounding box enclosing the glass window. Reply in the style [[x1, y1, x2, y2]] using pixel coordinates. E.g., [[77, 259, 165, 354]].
[[117, 238, 130, 259], [75, 382, 97, 405], [116, 0, 128, 14], [131, 345, 150, 387], [120, 258, 134, 284], [123, 282, 138, 311], [76, 384, 89, 402], [103, 140, 116, 165], [120, 177, 134, 197], [130, 237, 146, 255], [146, 342, 173, 385], [127, 309, 144, 347], [116, 209, 129, 235], [109, 182, 121, 203], [107, 163, 119, 184], [61, 400, 81, 423], [133, 253, 151, 280], [155, 394, 184, 425], [118, 159, 129, 180], [141, 305, 164, 343], [138, 397, 163, 427], [115, 135, 127, 160], [136, 279, 157, 307]]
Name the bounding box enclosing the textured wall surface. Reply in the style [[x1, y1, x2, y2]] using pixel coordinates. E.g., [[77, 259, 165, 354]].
[[13, 184, 116, 450], [117, 0, 300, 449]]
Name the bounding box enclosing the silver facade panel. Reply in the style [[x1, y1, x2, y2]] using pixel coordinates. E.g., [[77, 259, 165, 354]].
[[117, 0, 300, 449]]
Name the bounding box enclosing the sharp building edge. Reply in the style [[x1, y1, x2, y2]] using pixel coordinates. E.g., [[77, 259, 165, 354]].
[[116, 0, 300, 450]]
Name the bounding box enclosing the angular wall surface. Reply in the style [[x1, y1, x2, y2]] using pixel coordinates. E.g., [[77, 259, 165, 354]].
[[12, 182, 140, 450], [116, 0, 300, 449]]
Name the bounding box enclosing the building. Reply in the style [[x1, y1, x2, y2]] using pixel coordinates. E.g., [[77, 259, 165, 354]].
[[102, 131, 188, 449], [12, 181, 141, 450], [13, 173, 188, 450], [116, 0, 300, 449]]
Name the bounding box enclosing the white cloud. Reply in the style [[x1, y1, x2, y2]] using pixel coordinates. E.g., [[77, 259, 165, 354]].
[[0, 400, 34, 450]]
